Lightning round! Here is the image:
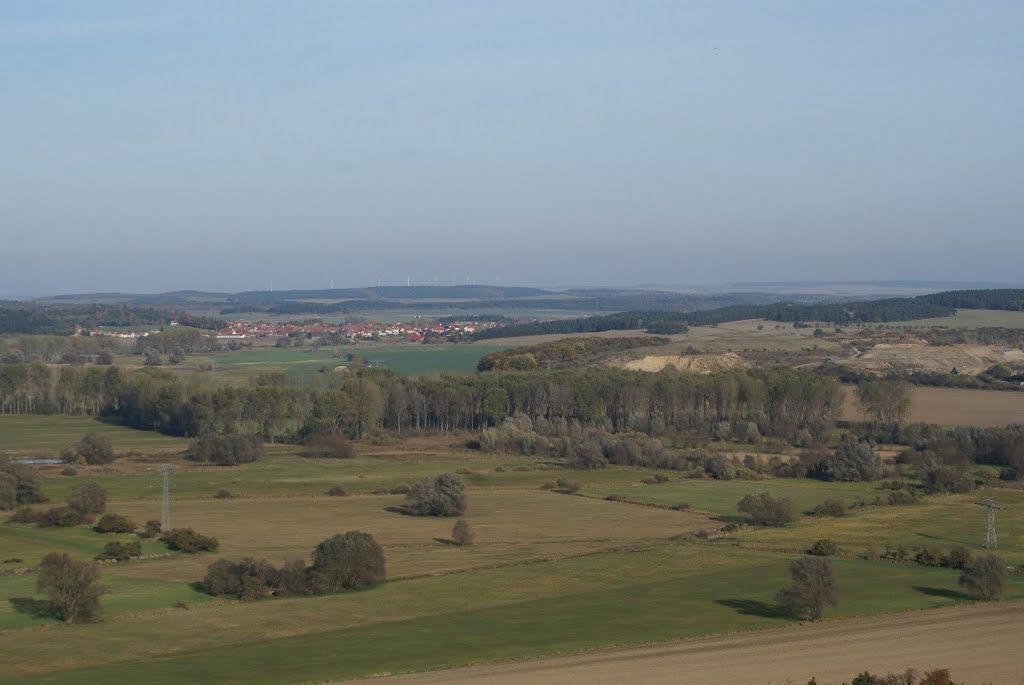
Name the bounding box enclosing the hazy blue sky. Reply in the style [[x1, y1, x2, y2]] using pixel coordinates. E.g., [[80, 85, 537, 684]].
[[2, 1, 1022, 294]]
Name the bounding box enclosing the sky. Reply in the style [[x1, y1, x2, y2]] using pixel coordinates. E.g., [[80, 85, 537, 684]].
[[1, 1, 1022, 295]]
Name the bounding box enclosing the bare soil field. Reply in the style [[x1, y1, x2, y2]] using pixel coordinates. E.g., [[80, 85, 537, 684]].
[[841, 386, 1024, 426], [358, 601, 1024, 685], [619, 351, 748, 373], [840, 341, 1024, 375]]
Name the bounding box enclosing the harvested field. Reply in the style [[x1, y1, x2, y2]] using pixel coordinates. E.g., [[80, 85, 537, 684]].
[[47, 490, 714, 580], [358, 601, 1024, 685], [841, 386, 1024, 426]]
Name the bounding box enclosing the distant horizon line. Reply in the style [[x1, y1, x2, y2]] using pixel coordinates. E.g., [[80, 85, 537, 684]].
[[3, 279, 1022, 301]]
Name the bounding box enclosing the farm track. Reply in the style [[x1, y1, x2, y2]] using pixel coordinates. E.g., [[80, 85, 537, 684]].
[[354, 600, 1024, 685]]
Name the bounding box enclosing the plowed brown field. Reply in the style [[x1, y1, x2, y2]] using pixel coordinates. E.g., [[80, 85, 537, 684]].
[[356, 601, 1024, 685]]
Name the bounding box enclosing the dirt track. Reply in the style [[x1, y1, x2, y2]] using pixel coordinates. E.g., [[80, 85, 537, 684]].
[[354, 602, 1024, 684]]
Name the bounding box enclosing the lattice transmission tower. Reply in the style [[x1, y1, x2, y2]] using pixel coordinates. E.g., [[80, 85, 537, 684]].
[[976, 498, 1002, 548], [159, 464, 173, 531]]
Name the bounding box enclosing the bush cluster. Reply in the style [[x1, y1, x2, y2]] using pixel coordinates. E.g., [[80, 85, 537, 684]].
[[405, 473, 467, 516], [94, 513, 137, 534], [204, 531, 385, 600], [737, 492, 797, 526], [96, 540, 142, 561], [160, 528, 219, 553], [186, 433, 263, 466]]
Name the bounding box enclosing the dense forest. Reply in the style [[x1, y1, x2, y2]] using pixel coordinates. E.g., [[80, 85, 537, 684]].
[[0, 364, 842, 444], [0, 305, 224, 336]]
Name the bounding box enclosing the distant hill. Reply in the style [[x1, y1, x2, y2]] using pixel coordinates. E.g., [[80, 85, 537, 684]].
[[471, 289, 1024, 340]]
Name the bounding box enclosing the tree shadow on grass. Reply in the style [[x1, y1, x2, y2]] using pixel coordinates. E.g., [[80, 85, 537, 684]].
[[433, 537, 458, 546], [912, 586, 967, 600], [715, 598, 789, 619], [384, 505, 417, 516], [9, 597, 58, 620]]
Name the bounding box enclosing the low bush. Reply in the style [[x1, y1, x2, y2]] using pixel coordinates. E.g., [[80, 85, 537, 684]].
[[140, 520, 162, 538], [942, 546, 972, 570], [96, 540, 142, 561], [812, 498, 847, 517], [302, 433, 355, 459], [552, 478, 582, 494], [808, 538, 839, 556], [737, 492, 797, 526], [451, 519, 474, 546], [160, 528, 219, 553], [94, 513, 137, 534], [214, 489, 233, 499], [325, 485, 347, 497]]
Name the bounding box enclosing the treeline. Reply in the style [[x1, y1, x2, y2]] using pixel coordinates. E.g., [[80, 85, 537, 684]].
[[472, 288, 1024, 341], [917, 288, 1024, 311], [0, 364, 842, 444], [0, 304, 224, 335], [477, 336, 670, 371]]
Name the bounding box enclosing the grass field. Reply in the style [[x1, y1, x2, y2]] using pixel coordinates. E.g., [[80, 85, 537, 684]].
[[0, 415, 188, 453], [5, 544, 1019, 684], [589, 478, 885, 517], [181, 342, 511, 383], [841, 386, 1024, 426], [4, 423, 1024, 683]]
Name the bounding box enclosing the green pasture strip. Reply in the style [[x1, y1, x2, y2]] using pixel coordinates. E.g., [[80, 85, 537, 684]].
[[589, 478, 885, 517], [0, 573, 210, 631], [0, 416, 186, 452], [36, 454, 657, 503], [0, 522, 170, 566], [5, 546, 1017, 684], [722, 487, 1024, 565]]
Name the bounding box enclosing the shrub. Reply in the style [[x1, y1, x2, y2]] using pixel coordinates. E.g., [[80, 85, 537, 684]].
[[552, 478, 581, 494], [94, 513, 137, 534], [0, 463, 46, 507], [67, 481, 106, 517], [60, 466, 77, 477], [942, 546, 972, 570], [451, 519, 474, 546], [406, 473, 467, 516], [160, 528, 219, 553], [605, 493, 626, 502], [8, 507, 42, 523], [204, 557, 280, 600], [812, 498, 847, 517], [96, 540, 141, 561], [214, 489, 233, 499], [914, 547, 943, 567], [303, 433, 355, 459], [672, 502, 692, 511], [775, 556, 838, 621], [186, 433, 263, 466], [309, 531, 386, 593], [37, 552, 107, 623], [140, 520, 163, 538], [73, 433, 116, 465], [37, 506, 88, 528], [325, 485, 347, 497], [809, 539, 839, 557], [653, 472, 670, 484], [891, 490, 921, 505], [832, 442, 881, 481], [959, 554, 1008, 600], [278, 558, 311, 597], [924, 465, 975, 494], [737, 492, 797, 526]]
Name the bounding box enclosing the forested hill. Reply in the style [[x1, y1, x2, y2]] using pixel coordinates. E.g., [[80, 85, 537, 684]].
[[472, 289, 1024, 340], [0, 306, 225, 336]]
